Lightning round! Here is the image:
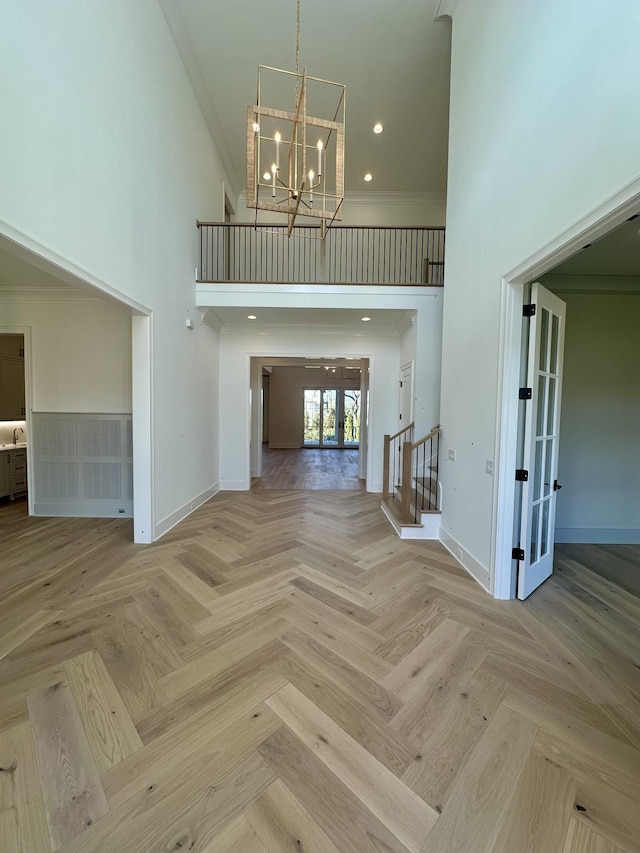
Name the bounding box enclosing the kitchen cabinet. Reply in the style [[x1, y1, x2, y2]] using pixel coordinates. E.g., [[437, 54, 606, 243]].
[[0, 334, 26, 419], [0, 452, 9, 498], [1, 358, 26, 419], [9, 448, 27, 497], [0, 448, 27, 499], [1, 335, 24, 360]]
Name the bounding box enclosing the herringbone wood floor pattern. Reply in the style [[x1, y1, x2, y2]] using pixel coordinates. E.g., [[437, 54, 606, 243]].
[[1, 492, 639, 852]]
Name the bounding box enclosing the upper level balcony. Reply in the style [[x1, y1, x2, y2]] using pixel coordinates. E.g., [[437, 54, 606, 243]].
[[196, 223, 445, 287]]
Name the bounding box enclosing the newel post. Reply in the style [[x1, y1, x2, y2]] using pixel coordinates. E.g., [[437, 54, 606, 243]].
[[401, 441, 413, 523], [383, 435, 390, 497]]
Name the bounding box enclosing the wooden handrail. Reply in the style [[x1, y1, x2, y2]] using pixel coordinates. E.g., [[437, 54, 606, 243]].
[[382, 422, 415, 496], [388, 422, 415, 443], [410, 424, 440, 451], [197, 221, 445, 231]]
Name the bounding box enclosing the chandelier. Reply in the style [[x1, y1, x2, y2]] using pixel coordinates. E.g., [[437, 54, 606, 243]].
[[246, 0, 346, 238]]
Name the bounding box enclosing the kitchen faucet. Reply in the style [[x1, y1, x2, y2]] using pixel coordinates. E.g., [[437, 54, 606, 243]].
[[13, 427, 24, 445]]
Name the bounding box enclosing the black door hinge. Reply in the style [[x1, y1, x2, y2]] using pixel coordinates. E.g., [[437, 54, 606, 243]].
[[515, 469, 528, 481], [519, 387, 532, 400], [523, 303, 536, 317], [512, 547, 525, 561]]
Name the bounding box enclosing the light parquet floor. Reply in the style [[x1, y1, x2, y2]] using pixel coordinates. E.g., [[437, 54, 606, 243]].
[[253, 447, 364, 491], [1, 491, 639, 852]]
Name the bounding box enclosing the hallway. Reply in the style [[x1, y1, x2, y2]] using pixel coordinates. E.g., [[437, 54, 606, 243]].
[[0, 490, 638, 851], [252, 447, 364, 490]]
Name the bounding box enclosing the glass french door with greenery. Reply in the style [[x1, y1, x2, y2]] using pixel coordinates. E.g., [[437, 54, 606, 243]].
[[303, 388, 360, 447]]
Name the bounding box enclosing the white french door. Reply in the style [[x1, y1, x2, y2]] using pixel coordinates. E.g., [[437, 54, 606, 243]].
[[517, 283, 566, 599], [303, 388, 360, 448]]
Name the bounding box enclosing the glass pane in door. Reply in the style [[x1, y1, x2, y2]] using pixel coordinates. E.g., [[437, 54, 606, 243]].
[[322, 390, 338, 446], [343, 390, 361, 447], [303, 389, 320, 446]]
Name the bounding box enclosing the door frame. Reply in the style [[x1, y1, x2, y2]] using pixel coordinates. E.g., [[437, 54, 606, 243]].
[[492, 176, 640, 599]]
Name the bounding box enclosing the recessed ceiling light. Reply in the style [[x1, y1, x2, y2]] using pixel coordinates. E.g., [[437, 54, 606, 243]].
[[361, 316, 371, 322], [364, 173, 373, 182], [247, 314, 257, 320], [373, 122, 383, 134], [262, 171, 271, 181]]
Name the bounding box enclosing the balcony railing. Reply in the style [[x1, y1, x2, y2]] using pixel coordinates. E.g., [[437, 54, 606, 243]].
[[197, 223, 444, 286]]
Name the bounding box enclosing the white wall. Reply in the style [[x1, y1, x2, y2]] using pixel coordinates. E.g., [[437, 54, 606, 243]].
[[1, 299, 131, 413], [441, 0, 640, 587], [0, 1, 228, 537], [218, 330, 400, 492], [546, 287, 640, 542]]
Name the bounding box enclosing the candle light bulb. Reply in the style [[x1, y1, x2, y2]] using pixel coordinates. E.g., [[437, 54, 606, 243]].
[[253, 122, 260, 133], [274, 131, 281, 170]]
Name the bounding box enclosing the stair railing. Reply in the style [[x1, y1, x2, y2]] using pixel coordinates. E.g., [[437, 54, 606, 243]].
[[401, 424, 441, 523], [382, 422, 414, 499]]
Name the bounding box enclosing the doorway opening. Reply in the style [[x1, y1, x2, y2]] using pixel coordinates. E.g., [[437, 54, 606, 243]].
[[251, 356, 369, 490], [495, 186, 640, 600]]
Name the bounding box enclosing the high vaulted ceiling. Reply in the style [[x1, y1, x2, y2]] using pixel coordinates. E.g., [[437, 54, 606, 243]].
[[159, 0, 452, 201]]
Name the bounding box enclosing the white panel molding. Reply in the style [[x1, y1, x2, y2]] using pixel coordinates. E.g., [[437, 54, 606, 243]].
[[439, 527, 491, 593], [555, 528, 640, 544], [154, 482, 220, 540]]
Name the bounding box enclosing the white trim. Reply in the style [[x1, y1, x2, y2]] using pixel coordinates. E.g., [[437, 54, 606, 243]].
[[0, 219, 151, 316], [434, 0, 459, 21], [219, 479, 250, 491], [382, 503, 442, 540], [555, 528, 640, 545], [154, 482, 220, 539], [132, 315, 154, 544], [33, 501, 133, 518], [439, 527, 491, 593], [493, 174, 640, 599]]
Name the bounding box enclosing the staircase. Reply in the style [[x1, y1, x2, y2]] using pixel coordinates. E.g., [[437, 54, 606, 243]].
[[381, 424, 441, 540]]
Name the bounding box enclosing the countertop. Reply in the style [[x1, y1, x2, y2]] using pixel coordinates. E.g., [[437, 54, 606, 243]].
[[0, 443, 27, 451]]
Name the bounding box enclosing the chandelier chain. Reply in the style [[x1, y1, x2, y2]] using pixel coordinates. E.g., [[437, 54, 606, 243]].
[[295, 0, 300, 75]]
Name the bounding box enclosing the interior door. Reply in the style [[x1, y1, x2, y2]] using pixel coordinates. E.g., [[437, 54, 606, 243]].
[[399, 363, 413, 431], [518, 283, 566, 599]]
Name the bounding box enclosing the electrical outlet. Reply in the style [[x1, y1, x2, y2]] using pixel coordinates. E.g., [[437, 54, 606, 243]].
[[486, 459, 494, 474], [448, 448, 456, 461]]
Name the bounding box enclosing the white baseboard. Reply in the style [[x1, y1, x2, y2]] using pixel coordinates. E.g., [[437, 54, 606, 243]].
[[154, 483, 219, 540], [380, 503, 441, 540], [367, 481, 383, 494], [555, 527, 640, 544], [33, 501, 133, 518], [439, 527, 491, 593], [220, 479, 250, 491]]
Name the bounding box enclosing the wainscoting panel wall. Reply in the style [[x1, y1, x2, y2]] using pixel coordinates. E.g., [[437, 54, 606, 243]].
[[32, 413, 133, 517]]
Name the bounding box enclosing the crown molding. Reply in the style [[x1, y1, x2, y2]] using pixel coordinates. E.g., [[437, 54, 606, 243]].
[[344, 191, 446, 207], [434, 0, 459, 21]]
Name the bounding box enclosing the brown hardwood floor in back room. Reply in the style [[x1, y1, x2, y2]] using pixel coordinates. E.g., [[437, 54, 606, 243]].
[[0, 488, 639, 852]]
